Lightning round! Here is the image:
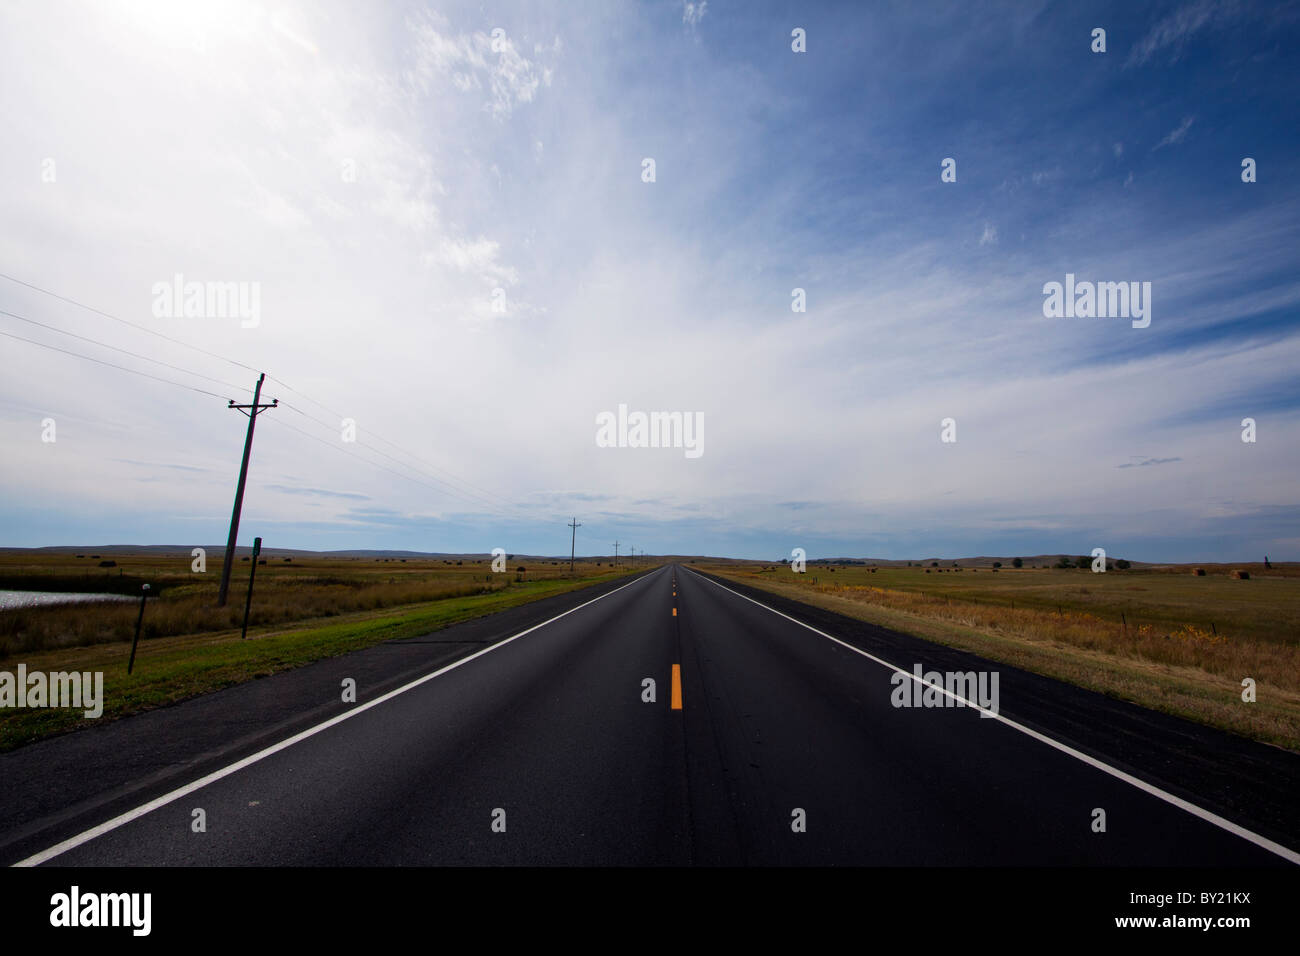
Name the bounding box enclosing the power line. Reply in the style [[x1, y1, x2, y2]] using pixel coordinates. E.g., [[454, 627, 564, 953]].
[[0, 307, 252, 395], [0, 271, 260, 374], [0, 328, 232, 400], [266, 373, 525, 515], [276, 400, 529, 519], [268, 414, 522, 511], [1, 271, 539, 522]]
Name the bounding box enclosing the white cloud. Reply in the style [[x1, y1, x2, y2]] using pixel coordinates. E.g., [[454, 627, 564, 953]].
[[428, 237, 519, 287], [408, 14, 554, 119], [1127, 0, 1222, 67], [978, 223, 997, 246], [1153, 115, 1195, 150], [683, 2, 708, 29]]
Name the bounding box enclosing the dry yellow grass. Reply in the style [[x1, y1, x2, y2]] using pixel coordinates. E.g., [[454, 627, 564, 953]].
[[703, 564, 1300, 752]]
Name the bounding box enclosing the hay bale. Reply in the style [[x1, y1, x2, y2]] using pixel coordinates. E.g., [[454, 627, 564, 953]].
[[1192, 568, 1206, 576], [1232, 569, 1250, 579]]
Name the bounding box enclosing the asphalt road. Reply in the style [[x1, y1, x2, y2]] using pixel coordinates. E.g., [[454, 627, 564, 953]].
[[9, 564, 1299, 866]]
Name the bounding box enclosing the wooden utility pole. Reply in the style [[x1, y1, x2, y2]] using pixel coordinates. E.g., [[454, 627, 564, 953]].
[[568, 517, 581, 573], [613, 540, 619, 567], [217, 373, 277, 606], [241, 536, 263, 639]]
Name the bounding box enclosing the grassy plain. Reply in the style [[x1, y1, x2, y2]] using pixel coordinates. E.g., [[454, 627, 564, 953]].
[[700, 561, 1300, 752], [0, 550, 645, 751]]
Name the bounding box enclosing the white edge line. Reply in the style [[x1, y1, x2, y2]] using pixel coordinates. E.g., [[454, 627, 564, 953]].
[[684, 566, 1300, 866], [12, 568, 660, 867]]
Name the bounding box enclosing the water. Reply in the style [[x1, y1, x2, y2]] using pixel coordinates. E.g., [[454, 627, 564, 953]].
[[0, 590, 135, 610]]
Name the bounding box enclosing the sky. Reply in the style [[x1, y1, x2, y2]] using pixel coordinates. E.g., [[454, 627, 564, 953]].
[[1, 0, 1298, 563]]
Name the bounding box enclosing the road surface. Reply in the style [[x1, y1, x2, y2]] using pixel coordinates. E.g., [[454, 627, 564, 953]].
[[5, 564, 1297, 866]]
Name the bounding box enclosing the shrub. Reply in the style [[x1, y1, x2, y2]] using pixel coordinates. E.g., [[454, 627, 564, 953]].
[[98, 560, 116, 568], [1012, 557, 1023, 568]]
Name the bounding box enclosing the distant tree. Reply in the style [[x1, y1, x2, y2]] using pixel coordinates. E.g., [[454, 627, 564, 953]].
[[1012, 557, 1023, 568], [1055, 556, 1073, 569], [992, 561, 1002, 568], [931, 561, 939, 568], [1074, 556, 1090, 569], [1116, 559, 1131, 570]]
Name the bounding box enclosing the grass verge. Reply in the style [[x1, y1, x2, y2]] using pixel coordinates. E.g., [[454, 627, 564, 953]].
[[701, 566, 1300, 754], [0, 569, 638, 753]]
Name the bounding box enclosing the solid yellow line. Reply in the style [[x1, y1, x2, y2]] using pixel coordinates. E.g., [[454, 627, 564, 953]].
[[671, 664, 682, 709]]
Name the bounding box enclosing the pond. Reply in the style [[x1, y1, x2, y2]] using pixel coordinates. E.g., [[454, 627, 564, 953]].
[[0, 590, 136, 610]]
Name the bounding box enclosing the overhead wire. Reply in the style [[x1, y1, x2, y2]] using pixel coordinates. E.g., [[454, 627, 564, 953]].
[[0, 273, 537, 520]]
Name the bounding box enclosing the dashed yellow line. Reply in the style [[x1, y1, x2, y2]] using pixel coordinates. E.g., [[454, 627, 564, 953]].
[[671, 664, 682, 710]]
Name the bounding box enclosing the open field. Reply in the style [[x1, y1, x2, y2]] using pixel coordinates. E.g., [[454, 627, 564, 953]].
[[701, 561, 1300, 752], [0, 550, 649, 751], [0, 549, 639, 657]]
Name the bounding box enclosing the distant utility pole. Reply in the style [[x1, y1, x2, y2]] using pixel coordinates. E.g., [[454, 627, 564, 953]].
[[217, 373, 278, 607], [613, 540, 620, 567], [568, 517, 581, 573]]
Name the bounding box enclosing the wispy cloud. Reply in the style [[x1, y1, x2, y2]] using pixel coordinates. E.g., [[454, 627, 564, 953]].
[[1153, 115, 1195, 150], [1127, 0, 1224, 67], [266, 485, 370, 501], [1117, 457, 1183, 469]]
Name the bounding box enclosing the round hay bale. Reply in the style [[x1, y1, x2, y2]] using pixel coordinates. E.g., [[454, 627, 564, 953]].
[[1232, 569, 1250, 580], [1192, 568, 1206, 576]]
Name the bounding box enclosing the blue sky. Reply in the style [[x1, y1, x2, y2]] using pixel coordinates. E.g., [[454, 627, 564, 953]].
[[1, 0, 1298, 562]]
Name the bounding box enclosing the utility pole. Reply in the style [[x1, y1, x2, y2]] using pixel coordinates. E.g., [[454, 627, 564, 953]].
[[568, 517, 581, 573], [613, 540, 619, 568], [217, 373, 278, 606], [241, 536, 263, 639]]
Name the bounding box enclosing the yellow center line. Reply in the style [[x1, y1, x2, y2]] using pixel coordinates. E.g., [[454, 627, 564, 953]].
[[672, 607, 677, 616], [671, 664, 682, 709]]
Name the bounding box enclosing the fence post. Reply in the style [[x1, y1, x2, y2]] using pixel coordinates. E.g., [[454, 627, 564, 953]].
[[127, 583, 151, 674]]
